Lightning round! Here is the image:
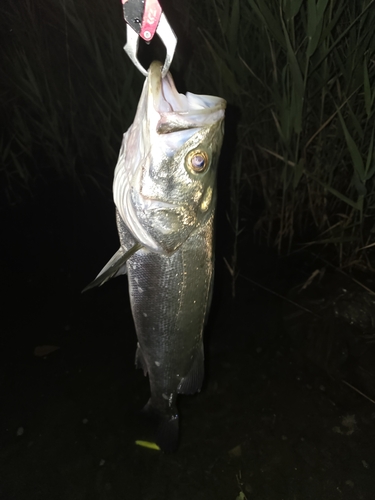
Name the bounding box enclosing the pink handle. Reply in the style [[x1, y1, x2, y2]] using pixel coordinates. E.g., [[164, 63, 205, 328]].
[[140, 0, 162, 41]]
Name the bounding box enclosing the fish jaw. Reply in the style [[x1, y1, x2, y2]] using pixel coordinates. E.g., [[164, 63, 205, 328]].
[[113, 61, 226, 254]]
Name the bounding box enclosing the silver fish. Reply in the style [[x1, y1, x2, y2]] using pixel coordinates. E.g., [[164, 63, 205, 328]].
[[85, 61, 226, 451]]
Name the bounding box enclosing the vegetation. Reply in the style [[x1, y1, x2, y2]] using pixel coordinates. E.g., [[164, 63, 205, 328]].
[[1, 0, 141, 201], [2, 0, 375, 268], [188, 0, 375, 269]]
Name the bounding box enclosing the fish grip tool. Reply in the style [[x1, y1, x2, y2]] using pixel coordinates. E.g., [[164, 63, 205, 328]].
[[122, 0, 177, 78]]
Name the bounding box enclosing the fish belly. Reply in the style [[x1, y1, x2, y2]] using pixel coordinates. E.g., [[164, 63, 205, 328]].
[[116, 209, 214, 417]]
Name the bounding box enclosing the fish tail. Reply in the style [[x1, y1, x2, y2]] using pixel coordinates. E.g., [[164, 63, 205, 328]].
[[141, 401, 179, 453], [155, 414, 179, 453]]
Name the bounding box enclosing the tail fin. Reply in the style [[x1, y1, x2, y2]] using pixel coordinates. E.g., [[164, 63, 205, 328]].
[[140, 402, 179, 453], [156, 414, 179, 453]]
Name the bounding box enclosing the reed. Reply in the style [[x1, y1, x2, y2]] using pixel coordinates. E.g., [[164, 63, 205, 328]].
[[1, 0, 141, 202], [187, 0, 375, 269]]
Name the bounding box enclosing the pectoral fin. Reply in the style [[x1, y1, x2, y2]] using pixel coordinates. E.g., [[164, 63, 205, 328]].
[[82, 242, 143, 292]]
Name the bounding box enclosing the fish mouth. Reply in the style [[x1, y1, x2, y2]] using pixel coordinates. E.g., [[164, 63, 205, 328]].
[[147, 61, 226, 132]]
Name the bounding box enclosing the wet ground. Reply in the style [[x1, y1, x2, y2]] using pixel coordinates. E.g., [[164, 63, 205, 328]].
[[1, 182, 375, 500]]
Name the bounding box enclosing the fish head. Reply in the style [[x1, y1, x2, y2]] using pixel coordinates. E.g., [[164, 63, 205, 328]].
[[113, 61, 226, 254]]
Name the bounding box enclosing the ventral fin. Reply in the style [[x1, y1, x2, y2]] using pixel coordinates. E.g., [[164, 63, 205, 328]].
[[177, 343, 205, 395], [82, 242, 143, 293]]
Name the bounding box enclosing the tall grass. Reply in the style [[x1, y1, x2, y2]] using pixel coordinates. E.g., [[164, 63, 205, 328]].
[[1, 0, 141, 203], [2, 0, 375, 269], [186, 0, 375, 269]]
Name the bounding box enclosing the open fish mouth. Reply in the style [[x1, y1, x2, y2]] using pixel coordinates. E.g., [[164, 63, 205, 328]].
[[148, 61, 226, 129]]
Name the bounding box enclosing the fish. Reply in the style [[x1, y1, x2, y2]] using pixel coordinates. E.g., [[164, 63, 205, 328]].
[[84, 60, 226, 451]]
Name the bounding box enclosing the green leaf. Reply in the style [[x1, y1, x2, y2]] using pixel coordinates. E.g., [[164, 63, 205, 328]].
[[280, 13, 304, 133], [352, 170, 367, 197], [282, 163, 294, 192], [306, 16, 323, 57], [247, 0, 286, 49], [219, 0, 231, 33], [293, 157, 305, 188], [281, 24, 304, 94], [365, 128, 375, 179], [346, 102, 364, 141], [366, 164, 375, 181], [309, 174, 360, 210], [316, 0, 330, 20], [202, 34, 240, 94], [282, 0, 304, 21], [228, 0, 240, 57], [312, 0, 375, 74], [364, 58, 373, 119], [337, 109, 365, 181], [307, 0, 317, 39], [307, 0, 329, 57]]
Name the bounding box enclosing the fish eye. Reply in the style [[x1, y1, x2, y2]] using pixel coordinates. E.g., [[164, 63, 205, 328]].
[[186, 150, 209, 173]]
